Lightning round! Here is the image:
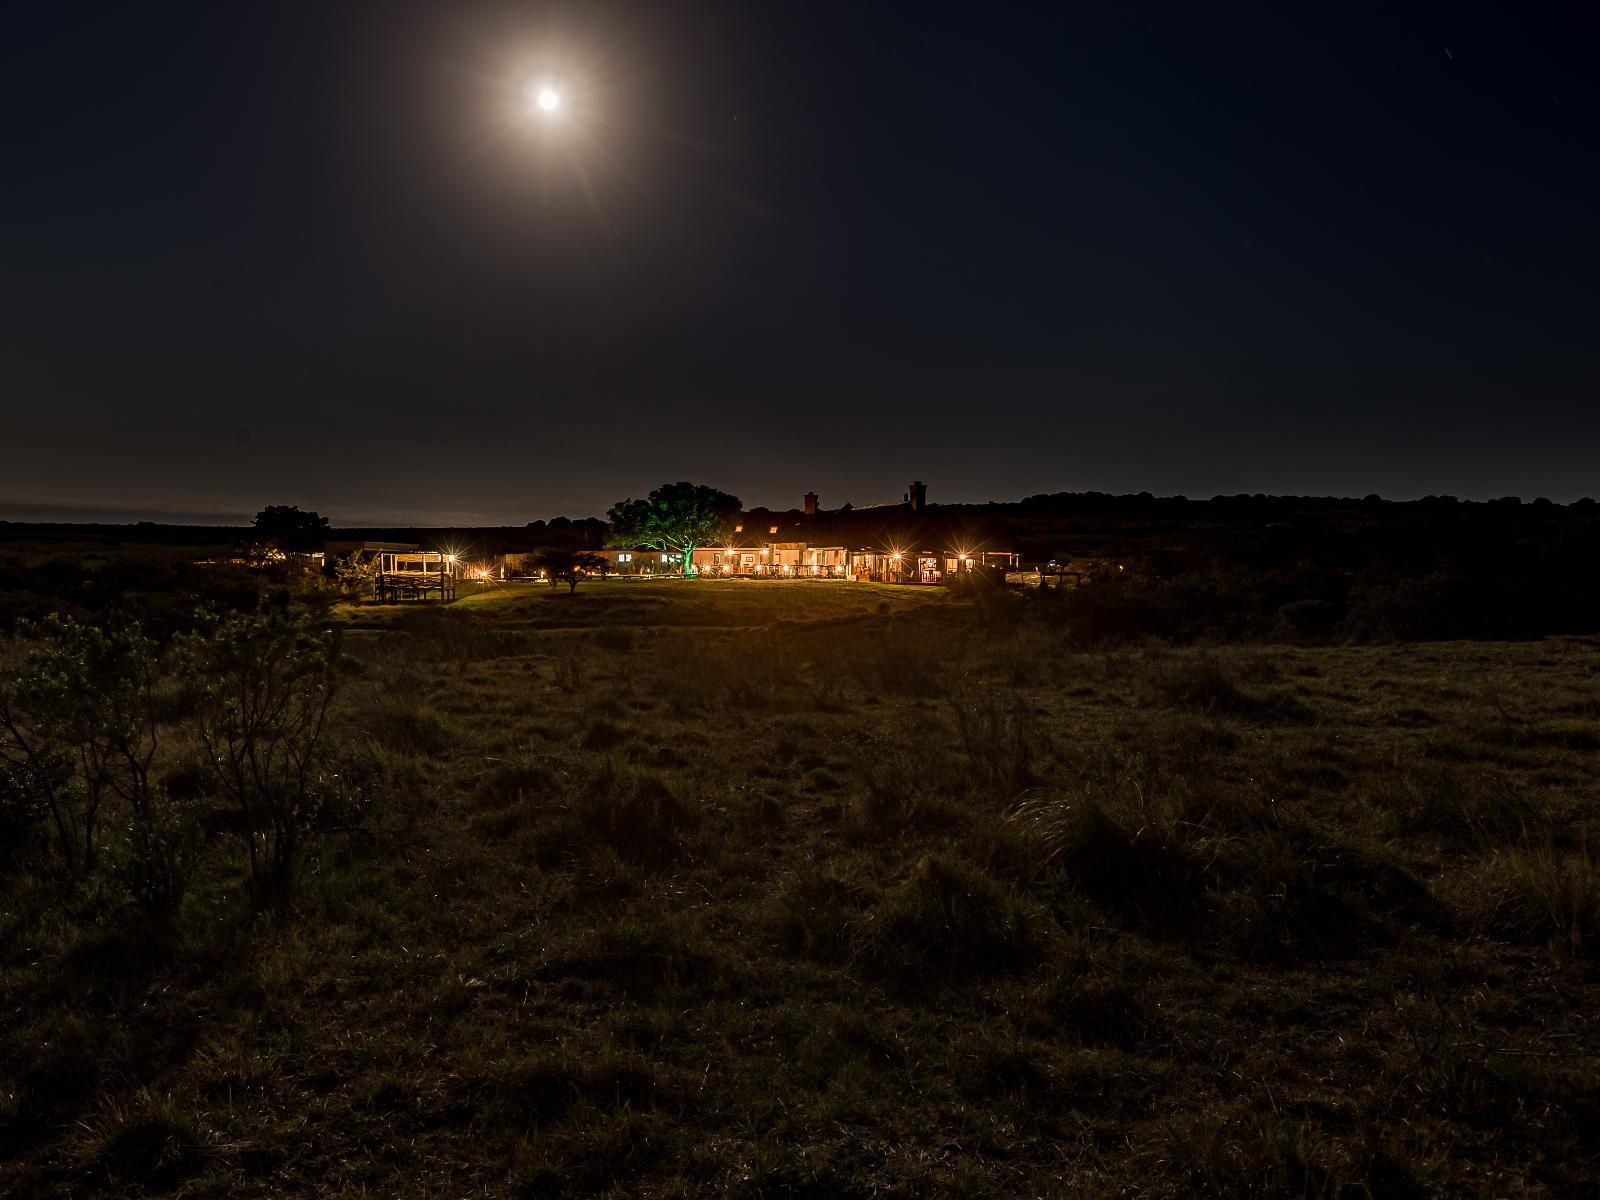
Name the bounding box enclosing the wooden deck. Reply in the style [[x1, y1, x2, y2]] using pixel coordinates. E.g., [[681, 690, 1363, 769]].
[[373, 572, 458, 603]]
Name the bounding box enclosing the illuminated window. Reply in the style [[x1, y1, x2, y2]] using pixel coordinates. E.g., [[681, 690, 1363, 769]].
[[734, 524, 743, 533], [617, 553, 632, 563], [769, 525, 778, 535]]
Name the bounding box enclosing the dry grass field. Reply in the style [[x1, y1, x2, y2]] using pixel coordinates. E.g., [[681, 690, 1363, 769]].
[[4, 580, 1599, 1196]]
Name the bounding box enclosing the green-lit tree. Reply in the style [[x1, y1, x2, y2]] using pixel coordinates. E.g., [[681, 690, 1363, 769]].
[[607, 482, 741, 577]]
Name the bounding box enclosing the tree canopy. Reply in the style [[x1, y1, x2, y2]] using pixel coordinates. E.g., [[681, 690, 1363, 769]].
[[252, 505, 330, 551], [607, 483, 741, 576]]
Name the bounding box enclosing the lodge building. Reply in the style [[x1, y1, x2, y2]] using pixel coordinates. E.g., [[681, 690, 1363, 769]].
[[588, 483, 1021, 584], [324, 481, 1023, 592]]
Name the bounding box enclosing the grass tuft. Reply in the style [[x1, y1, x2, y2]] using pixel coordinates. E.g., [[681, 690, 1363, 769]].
[[1457, 841, 1600, 958], [862, 853, 1041, 987]]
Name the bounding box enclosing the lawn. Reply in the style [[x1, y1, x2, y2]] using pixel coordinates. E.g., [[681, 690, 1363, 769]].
[[3, 583, 1598, 1196], [343, 577, 943, 629]]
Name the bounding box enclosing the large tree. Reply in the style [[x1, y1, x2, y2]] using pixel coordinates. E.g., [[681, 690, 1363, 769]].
[[252, 505, 330, 551], [607, 483, 741, 577]]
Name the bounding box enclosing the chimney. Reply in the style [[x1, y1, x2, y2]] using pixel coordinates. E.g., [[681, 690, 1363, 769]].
[[803, 492, 818, 517], [906, 480, 927, 512]]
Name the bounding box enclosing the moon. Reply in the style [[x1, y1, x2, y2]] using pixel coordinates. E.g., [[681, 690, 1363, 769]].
[[525, 81, 563, 118]]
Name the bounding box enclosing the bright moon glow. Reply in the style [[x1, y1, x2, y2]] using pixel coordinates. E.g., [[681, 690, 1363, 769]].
[[525, 81, 563, 118]]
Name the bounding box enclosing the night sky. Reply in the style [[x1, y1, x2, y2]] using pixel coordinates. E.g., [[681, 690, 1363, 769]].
[[3, 1, 1596, 524]]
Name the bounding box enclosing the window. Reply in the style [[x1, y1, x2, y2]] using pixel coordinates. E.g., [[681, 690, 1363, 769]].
[[661, 553, 670, 563], [617, 553, 632, 563], [769, 525, 778, 535]]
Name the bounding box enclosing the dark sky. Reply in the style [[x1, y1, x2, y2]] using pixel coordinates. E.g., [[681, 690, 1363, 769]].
[[2, 1, 1596, 524]]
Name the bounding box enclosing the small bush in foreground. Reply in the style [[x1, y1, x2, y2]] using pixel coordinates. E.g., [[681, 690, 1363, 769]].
[[181, 609, 342, 899]]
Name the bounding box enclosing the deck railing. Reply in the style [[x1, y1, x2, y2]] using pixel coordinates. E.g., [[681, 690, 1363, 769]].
[[374, 571, 458, 603]]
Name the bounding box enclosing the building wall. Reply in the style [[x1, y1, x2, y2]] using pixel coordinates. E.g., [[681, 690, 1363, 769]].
[[599, 549, 681, 575]]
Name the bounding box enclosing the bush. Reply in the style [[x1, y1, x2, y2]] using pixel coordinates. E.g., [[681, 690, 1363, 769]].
[[179, 609, 343, 900], [0, 617, 197, 909]]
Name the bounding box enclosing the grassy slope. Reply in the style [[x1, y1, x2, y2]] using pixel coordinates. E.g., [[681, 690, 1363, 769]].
[[4, 581, 1599, 1197]]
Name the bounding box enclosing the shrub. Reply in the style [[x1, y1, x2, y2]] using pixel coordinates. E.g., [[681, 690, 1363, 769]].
[[0, 617, 196, 908], [0, 618, 162, 875], [179, 609, 342, 899]]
